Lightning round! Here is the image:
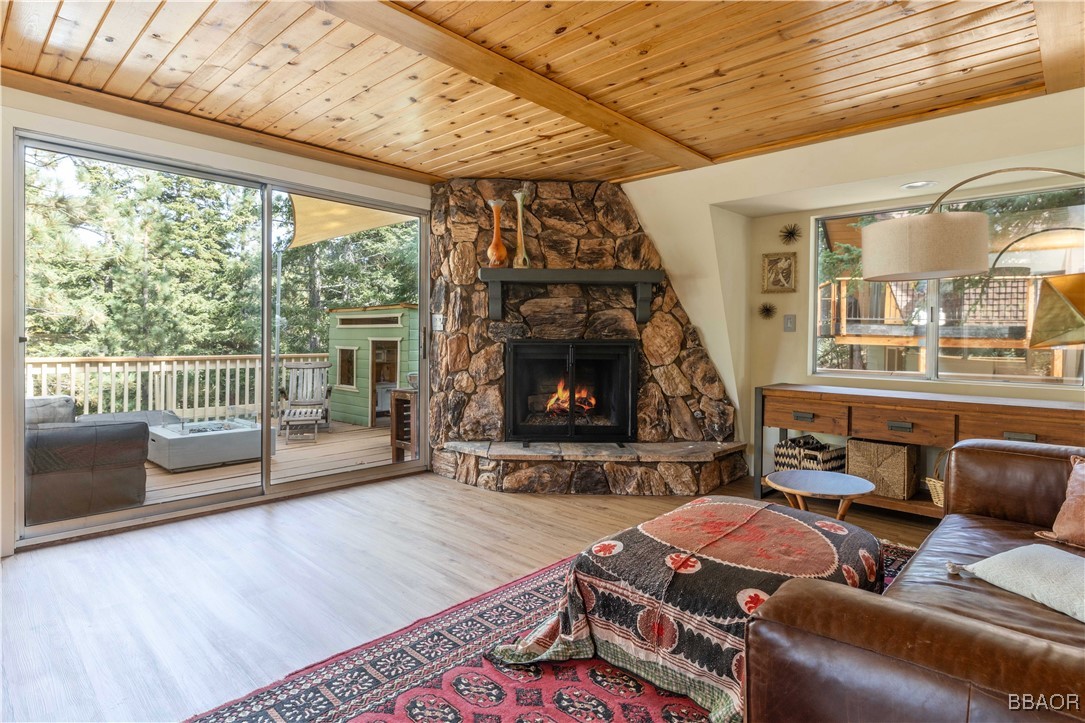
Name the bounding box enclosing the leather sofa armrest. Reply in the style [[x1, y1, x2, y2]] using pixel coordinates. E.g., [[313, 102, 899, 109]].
[[746, 579, 1085, 722], [945, 439, 1084, 528]]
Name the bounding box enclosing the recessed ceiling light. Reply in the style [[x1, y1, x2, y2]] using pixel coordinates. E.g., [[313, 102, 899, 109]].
[[900, 180, 938, 190]]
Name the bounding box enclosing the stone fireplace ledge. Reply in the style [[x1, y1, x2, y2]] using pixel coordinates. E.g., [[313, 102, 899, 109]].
[[442, 440, 744, 463], [433, 440, 748, 495]]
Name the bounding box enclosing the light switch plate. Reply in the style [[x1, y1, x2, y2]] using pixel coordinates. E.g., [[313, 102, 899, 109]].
[[783, 314, 797, 332]]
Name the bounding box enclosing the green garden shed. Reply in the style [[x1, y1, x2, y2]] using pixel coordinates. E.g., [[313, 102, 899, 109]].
[[327, 303, 419, 427]]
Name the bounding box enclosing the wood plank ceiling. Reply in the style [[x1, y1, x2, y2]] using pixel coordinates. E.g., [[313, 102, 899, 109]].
[[2, 1, 1082, 184]]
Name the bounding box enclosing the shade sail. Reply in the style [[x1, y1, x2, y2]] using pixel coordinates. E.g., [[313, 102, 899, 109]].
[[288, 194, 415, 249]]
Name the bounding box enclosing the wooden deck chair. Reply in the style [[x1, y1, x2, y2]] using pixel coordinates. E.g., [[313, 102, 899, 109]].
[[281, 361, 332, 433]]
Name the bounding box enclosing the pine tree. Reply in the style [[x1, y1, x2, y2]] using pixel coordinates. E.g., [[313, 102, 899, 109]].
[[24, 148, 418, 361]]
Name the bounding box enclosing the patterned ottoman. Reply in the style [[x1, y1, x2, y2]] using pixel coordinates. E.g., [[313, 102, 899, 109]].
[[491, 496, 882, 723]]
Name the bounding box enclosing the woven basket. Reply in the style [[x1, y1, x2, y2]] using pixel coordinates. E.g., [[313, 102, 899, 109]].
[[846, 438, 918, 500], [774, 435, 846, 472], [925, 449, 949, 507]]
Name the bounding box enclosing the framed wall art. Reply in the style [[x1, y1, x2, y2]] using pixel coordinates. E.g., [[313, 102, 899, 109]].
[[762, 252, 797, 293]]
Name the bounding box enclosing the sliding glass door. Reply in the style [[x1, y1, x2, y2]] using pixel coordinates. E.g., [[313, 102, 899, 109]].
[[17, 137, 425, 541], [20, 141, 266, 532], [268, 189, 422, 486]]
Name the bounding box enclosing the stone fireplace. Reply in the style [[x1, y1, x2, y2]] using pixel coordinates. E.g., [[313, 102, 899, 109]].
[[505, 340, 637, 443], [428, 178, 747, 494]]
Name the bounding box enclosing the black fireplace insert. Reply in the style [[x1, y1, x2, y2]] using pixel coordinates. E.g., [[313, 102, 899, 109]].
[[505, 340, 637, 443]]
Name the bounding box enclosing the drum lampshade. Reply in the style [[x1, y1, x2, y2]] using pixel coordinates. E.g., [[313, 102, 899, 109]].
[[861, 211, 991, 281]]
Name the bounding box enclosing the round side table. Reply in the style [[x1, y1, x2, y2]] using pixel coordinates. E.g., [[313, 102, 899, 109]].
[[764, 469, 875, 521]]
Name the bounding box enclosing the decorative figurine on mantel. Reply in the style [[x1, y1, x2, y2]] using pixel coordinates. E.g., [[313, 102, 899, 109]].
[[486, 199, 508, 268], [512, 189, 529, 268]]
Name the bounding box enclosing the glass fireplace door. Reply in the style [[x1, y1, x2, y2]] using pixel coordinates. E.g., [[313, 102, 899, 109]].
[[505, 340, 636, 442]]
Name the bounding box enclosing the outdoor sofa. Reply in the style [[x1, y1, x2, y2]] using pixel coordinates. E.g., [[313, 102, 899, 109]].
[[24, 396, 178, 525]]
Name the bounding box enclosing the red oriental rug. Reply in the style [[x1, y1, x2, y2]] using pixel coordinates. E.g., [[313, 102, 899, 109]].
[[882, 541, 918, 587], [190, 544, 916, 723]]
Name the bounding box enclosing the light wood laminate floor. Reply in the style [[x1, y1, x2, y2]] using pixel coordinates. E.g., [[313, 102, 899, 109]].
[[2, 473, 936, 723]]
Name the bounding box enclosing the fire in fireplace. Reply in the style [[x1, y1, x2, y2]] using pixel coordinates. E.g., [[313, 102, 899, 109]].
[[544, 378, 595, 417], [505, 340, 636, 443]]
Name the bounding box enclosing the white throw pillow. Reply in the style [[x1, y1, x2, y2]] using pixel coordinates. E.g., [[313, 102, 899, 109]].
[[958, 544, 1085, 623]]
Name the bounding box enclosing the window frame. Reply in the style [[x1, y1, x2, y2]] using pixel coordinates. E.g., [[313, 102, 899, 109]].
[[335, 346, 359, 390], [811, 185, 1084, 388]]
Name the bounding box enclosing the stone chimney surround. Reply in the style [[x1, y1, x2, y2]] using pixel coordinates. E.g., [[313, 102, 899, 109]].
[[428, 178, 746, 494]]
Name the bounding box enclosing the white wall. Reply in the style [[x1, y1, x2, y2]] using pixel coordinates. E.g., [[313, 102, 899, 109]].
[[0, 88, 432, 555], [624, 89, 1085, 458], [707, 207, 749, 442]]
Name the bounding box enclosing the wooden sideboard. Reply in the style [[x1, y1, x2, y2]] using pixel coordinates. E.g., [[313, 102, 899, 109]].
[[754, 383, 1085, 518]]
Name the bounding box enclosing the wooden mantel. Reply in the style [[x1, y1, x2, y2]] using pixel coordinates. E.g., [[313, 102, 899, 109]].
[[478, 269, 664, 322]]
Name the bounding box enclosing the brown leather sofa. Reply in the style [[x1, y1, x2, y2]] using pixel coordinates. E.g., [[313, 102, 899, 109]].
[[746, 439, 1085, 721]]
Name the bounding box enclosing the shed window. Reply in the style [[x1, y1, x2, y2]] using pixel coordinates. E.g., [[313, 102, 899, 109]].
[[338, 315, 401, 327], [338, 348, 356, 386]]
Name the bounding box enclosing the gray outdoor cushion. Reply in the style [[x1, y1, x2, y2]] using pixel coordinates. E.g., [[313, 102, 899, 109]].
[[77, 410, 181, 426], [25, 396, 76, 426]]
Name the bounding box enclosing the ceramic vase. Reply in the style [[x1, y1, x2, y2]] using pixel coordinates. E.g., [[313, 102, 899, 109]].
[[512, 191, 529, 268], [486, 199, 508, 268]]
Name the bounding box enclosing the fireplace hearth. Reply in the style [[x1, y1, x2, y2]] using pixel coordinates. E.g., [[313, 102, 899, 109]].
[[505, 340, 636, 443]]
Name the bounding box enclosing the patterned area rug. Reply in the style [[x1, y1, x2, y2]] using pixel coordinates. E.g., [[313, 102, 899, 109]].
[[190, 544, 916, 723], [882, 541, 918, 587]]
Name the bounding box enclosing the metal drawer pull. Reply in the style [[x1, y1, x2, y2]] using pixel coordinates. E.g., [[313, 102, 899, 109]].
[[792, 411, 815, 422], [1003, 431, 1037, 442], [887, 420, 913, 433]]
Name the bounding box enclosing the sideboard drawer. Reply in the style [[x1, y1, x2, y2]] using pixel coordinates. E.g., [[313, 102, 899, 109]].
[[763, 397, 848, 435], [850, 405, 955, 447], [958, 414, 1085, 447]]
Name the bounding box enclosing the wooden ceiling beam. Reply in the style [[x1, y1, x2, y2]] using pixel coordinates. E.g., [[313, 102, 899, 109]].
[[308, 0, 713, 171], [1034, 0, 1085, 92], [0, 69, 444, 185]]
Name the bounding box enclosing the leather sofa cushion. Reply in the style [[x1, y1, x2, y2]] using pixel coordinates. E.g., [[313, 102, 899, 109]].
[[946, 440, 1081, 528], [886, 513, 1085, 647]]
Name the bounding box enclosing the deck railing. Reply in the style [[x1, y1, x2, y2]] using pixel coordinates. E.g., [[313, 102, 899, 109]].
[[817, 275, 1035, 342], [25, 353, 329, 420]]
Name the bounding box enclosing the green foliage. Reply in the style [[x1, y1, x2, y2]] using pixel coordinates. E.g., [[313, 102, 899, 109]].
[[946, 187, 1085, 250], [817, 241, 863, 285], [23, 149, 418, 359], [816, 338, 859, 370]]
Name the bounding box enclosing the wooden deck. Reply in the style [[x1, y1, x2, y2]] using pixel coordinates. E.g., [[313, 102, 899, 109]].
[[145, 420, 395, 504]]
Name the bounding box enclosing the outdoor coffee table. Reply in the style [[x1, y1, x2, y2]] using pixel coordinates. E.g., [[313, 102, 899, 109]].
[[147, 418, 264, 472], [764, 469, 875, 520]]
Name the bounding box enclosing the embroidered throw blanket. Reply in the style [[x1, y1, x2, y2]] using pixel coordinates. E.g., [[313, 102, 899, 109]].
[[490, 496, 883, 723]]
